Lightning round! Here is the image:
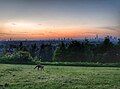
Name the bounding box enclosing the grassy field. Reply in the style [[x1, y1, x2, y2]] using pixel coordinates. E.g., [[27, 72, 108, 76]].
[[0, 64, 120, 89]]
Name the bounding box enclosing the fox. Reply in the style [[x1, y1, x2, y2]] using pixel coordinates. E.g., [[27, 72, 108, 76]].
[[34, 64, 44, 70]]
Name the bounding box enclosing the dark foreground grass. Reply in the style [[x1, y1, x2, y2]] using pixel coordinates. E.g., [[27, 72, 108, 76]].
[[0, 64, 120, 89]]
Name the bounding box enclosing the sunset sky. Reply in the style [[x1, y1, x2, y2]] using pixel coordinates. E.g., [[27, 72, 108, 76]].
[[0, 0, 120, 40]]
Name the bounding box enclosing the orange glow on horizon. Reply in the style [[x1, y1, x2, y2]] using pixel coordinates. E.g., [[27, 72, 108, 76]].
[[0, 28, 119, 40], [0, 21, 119, 40]]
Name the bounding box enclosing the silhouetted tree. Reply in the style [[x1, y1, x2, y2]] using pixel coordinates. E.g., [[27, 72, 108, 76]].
[[30, 43, 38, 58], [100, 37, 113, 53]]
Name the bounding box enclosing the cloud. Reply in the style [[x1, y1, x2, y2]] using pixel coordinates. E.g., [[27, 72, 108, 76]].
[[0, 33, 10, 35], [0, 32, 27, 36], [38, 24, 42, 25], [97, 25, 120, 35], [12, 23, 16, 26], [98, 25, 120, 31]]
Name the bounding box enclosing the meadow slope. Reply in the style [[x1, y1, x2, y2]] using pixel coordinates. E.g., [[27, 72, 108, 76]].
[[0, 64, 120, 89]]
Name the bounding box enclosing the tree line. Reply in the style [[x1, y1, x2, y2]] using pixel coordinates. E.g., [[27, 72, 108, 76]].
[[54, 37, 120, 63], [0, 37, 120, 64]]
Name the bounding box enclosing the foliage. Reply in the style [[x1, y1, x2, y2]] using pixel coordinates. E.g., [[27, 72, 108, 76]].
[[0, 37, 120, 63], [0, 51, 33, 64], [53, 37, 120, 63]]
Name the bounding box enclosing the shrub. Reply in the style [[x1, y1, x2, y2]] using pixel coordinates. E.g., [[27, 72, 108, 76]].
[[0, 51, 33, 64]]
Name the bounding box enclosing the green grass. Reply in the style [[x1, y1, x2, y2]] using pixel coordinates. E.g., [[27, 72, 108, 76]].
[[0, 64, 120, 89], [39, 62, 120, 67]]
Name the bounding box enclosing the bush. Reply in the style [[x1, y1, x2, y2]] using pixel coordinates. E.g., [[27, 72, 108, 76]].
[[0, 51, 33, 64]]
